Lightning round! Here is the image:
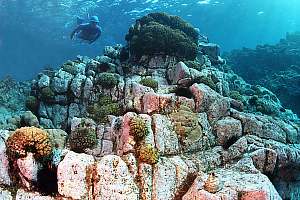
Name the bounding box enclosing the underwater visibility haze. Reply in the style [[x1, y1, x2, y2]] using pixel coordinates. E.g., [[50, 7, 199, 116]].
[[1, 0, 300, 80]]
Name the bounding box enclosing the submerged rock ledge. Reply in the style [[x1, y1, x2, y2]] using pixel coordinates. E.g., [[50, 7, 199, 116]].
[[0, 12, 299, 200]]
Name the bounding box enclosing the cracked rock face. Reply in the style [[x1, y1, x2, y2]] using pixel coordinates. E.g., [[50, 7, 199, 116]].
[[58, 153, 140, 200]]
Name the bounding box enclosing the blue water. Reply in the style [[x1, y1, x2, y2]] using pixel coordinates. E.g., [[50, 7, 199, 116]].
[[0, 0, 299, 80]]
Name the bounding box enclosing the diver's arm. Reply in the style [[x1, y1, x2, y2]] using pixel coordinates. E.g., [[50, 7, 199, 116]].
[[70, 25, 82, 39]]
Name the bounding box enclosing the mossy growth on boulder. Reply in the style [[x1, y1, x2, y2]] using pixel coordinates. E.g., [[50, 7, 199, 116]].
[[62, 61, 77, 75], [184, 60, 204, 71], [136, 143, 159, 165], [69, 125, 98, 153], [129, 116, 149, 142], [169, 105, 203, 146], [140, 78, 158, 90], [229, 90, 244, 102], [40, 87, 55, 102], [96, 62, 116, 73], [125, 12, 199, 60], [255, 99, 279, 115], [95, 73, 119, 89], [87, 96, 122, 123], [193, 75, 217, 91], [25, 95, 39, 113], [248, 95, 259, 106]]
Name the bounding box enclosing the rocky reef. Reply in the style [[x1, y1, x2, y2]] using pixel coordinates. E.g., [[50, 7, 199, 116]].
[[0, 76, 31, 128], [0, 13, 300, 200], [225, 32, 300, 116]]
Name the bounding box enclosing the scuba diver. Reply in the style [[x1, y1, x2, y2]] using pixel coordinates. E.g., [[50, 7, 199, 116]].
[[70, 15, 102, 44]]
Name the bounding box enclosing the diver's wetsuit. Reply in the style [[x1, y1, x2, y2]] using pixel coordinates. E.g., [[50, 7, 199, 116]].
[[71, 23, 102, 44]]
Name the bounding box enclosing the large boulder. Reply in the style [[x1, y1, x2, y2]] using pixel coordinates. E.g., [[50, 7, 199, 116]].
[[190, 83, 230, 122], [183, 169, 281, 200], [213, 117, 242, 147], [50, 70, 73, 94], [57, 151, 95, 199]]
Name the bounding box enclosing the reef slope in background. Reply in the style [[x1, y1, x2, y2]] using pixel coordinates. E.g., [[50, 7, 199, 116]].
[[225, 32, 300, 116], [0, 13, 300, 200]]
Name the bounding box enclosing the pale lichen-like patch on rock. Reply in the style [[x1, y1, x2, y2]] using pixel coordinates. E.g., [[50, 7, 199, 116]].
[[57, 151, 95, 199], [94, 155, 139, 200]]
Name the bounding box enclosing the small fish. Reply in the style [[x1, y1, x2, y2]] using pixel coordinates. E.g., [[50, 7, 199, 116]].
[[198, 0, 211, 5], [257, 11, 264, 15]]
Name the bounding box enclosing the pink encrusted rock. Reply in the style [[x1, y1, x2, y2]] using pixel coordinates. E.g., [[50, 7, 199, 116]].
[[183, 169, 281, 200], [94, 155, 139, 200], [16, 188, 54, 200], [142, 93, 178, 114], [101, 140, 113, 155], [138, 163, 153, 200], [224, 137, 248, 162], [183, 189, 237, 200], [167, 61, 191, 85], [117, 112, 136, 155], [208, 98, 230, 122], [17, 153, 40, 188], [132, 82, 154, 112], [231, 110, 288, 143], [231, 110, 263, 135], [190, 83, 230, 122], [250, 148, 277, 174], [0, 137, 11, 185], [117, 113, 154, 156], [169, 156, 189, 189], [152, 157, 191, 200], [152, 157, 177, 200], [57, 151, 95, 199], [260, 139, 300, 170], [213, 117, 242, 147], [159, 94, 177, 112], [122, 153, 138, 178], [117, 112, 136, 156], [152, 114, 180, 155], [142, 92, 160, 114], [142, 91, 195, 115], [177, 96, 195, 111], [240, 191, 275, 200]]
